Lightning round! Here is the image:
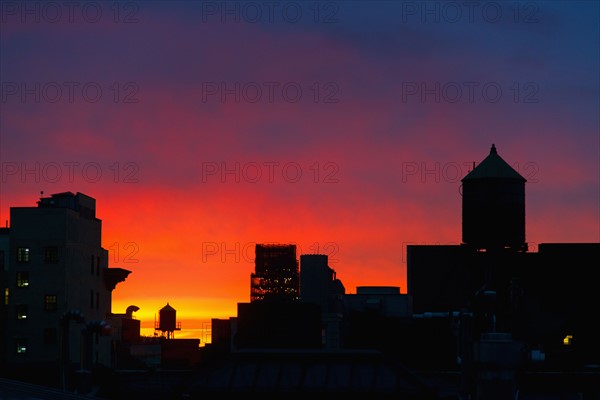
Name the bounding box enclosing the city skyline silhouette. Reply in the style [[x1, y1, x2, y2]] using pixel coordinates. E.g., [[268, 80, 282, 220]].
[[1, 143, 599, 398], [2, 2, 599, 336], [1, 1, 598, 398], [3, 141, 598, 338]]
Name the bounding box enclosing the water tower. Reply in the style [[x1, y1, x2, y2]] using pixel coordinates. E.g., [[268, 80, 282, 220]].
[[461, 144, 527, 251], [154, 303, 181, 339]]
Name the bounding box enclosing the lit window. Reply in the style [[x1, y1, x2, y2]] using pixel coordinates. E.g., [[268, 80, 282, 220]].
[[16, 304, 28, 320], [44, 295, 57, 311], [4, 288, 9, 305], [563, 335, 573, 346], [16, 272, 29, 288], [16, 338, 27, 354], [17, 248, 30, 263], [44, 247, 59, 263]]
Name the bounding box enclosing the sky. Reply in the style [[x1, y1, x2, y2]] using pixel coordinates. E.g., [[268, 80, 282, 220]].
[[1, 1, 599, 341]]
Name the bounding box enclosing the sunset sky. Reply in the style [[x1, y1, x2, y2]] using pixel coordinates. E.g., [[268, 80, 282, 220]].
[[1, 1, 598, 341]]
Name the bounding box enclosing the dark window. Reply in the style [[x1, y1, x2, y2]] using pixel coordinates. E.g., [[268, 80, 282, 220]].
[[96, 292, 100, 310], [91, 255, 95, 274], [44, 247, 59, 263], [96, 256, 100, 276], [0, 250, 5, 269], [16, 272, 29, 288], [90, 290, 94, 309], [16, 304, 28, 320], [43, 328, 57, 344], [17, 248, 30, 263], [44, 295, 57, 311]]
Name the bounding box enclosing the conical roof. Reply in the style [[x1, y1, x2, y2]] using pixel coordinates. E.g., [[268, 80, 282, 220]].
[[462, 144, 526, 181], [160, 303, 175, 311]]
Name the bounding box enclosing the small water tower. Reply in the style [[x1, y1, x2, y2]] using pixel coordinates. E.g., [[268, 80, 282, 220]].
[[154, 303, 181, 339], [461, 144, 527, 251]]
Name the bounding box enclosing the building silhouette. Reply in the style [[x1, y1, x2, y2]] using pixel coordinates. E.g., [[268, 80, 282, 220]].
[[408, 146, 600, 354], [108, 305, 141, 345], [299, 254, 345, 348], [215, 252, 347, 351], [299, 254, 345, 311], [108, 303, 200, 371], [407, 145, 600, 398], [250, 243, 299, 302], [0, 192, 130, 385], [344, 286, 412, 318], [233, 245, 320, 349], [235, 301, 322, 349]]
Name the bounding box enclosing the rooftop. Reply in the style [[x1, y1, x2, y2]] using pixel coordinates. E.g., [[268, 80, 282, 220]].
[[462, 144, 526, 181]]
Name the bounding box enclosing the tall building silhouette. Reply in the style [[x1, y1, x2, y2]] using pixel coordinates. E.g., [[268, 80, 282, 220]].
[[299, 254, 344, 311], [0, 192, 130, 371], [299, 254, 345, 348], [250, 244, 299, 302]]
